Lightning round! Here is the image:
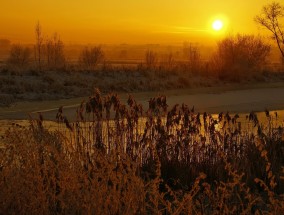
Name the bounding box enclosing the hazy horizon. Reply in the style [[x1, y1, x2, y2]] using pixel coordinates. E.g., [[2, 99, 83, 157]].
[[0, 0, 272, 44]]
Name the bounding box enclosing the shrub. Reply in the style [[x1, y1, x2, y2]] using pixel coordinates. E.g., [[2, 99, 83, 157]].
[[45, 33, 66, 70], [211, 34, 270, 79], [79, 46, 105, 71], [7, 44, 31, 68], [183, 42, 202, 74], [145, 50, 158, 70]]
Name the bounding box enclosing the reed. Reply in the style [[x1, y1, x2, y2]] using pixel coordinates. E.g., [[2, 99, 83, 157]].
[[0, 90, 283, 214]]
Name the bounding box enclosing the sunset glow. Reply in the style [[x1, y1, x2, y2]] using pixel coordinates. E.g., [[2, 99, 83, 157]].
[[0, 1, 272, 44], [1, 1, 284, 213]]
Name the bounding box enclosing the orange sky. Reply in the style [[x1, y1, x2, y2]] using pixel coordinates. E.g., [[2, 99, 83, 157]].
[[0, 0, 273, 44]]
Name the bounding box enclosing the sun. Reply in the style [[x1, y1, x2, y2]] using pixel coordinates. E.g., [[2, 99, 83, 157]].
[[212, 20, 223, 31]]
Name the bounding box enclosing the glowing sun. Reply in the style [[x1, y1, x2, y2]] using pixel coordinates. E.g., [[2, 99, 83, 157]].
[[212, 20, 223, 31]]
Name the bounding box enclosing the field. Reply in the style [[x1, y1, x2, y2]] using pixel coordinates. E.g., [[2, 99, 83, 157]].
[[4, 0, 284, 213], [1, 91, 284, 214], [1, 59, 284, 214], [1, 36, 284, 108], [2, 25, 284, 214]]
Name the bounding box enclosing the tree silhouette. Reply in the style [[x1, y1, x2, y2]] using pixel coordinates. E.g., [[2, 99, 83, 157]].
[[145, 50, 158, 70], [211, 34, 270, 78], [34, 21, 44, 72], [183, 42, 201, 74], [46, 33, 65, 70], [255, 2, 284, 58], [79, 46, 104, 71], [7, 44, 31, 67]]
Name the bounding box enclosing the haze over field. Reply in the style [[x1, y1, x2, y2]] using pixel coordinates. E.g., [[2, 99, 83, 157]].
[[0, 0, 272, 44]]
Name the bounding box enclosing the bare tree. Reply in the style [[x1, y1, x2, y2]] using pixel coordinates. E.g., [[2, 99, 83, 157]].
[[7, 44, 31, 67], [145, 50, 158, 69], [34, 21, 44, 71], [255, 2, 284, 57], [45, 33, 65, 70], [165, 52, 175, 71], [183, 42, 202, 73], [79, 46, 104, 71]]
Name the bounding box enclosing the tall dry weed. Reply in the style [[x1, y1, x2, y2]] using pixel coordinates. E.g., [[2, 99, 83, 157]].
[[0, 91, 284, 214]]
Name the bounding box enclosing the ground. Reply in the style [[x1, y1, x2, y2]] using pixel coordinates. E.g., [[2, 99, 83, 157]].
[[1, 66, 284, 135], [1, 81, 284, 121]]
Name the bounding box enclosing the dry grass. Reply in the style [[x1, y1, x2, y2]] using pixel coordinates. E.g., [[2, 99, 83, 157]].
[[0, 90, 284, 214], [2, 58, 284, 107]]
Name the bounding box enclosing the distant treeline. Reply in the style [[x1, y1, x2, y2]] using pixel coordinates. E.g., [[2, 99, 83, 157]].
[[0, 21, 284, 83]]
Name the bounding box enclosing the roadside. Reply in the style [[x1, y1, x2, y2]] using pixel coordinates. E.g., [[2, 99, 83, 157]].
[[1, 82, 284, 121]]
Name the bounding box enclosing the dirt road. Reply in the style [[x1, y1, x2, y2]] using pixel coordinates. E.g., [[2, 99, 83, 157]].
[[1, 84, 284, 121]]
